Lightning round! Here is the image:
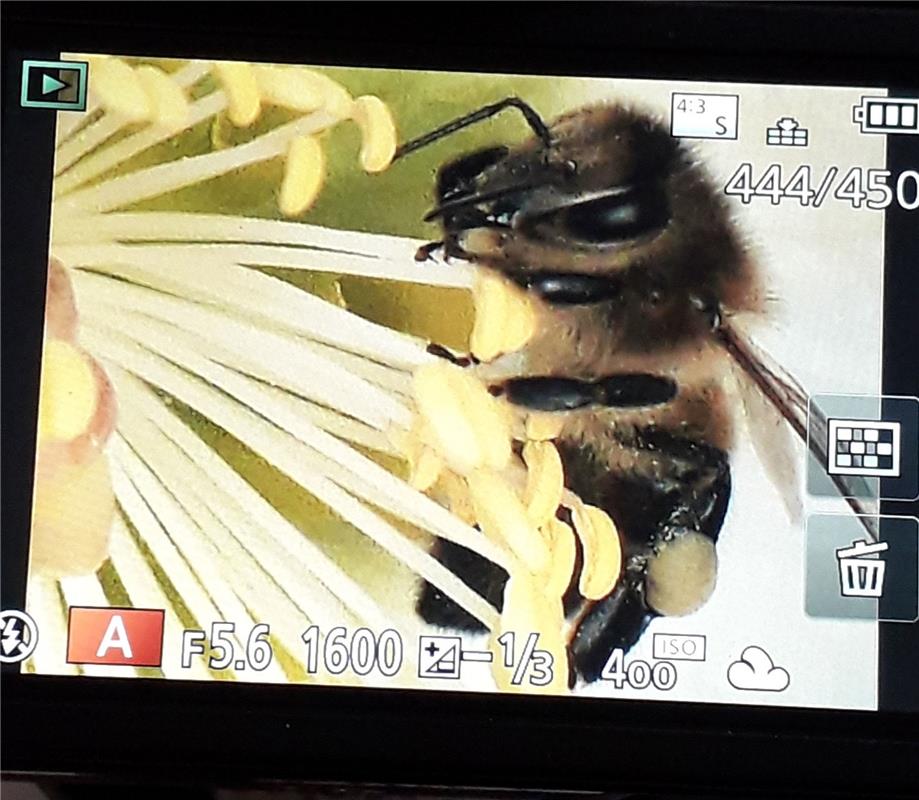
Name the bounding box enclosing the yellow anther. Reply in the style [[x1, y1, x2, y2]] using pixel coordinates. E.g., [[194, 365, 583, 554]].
[[413, 362, 511, 475], [467, 470, 549, 574], [312, 72, 354, 120], [254, 65, 326, 113], [386, 424, 415, 460], [502, 286, 537, 353], [469, 271, 507, 362], [410, 447, 443, 492], [135, 65, 190, 131], [214, 62, 261, 127], [350, 95, 397, 173], [525, 412, 566, 442], [646, 532, 717, 617], [423, 471, 473, 525], [38, 339, 98, 444], [490, 575, 568, 693], [254, 66, 353, 118], [542, 516, 577, 598], [88, 57, 151, 123], [571, 503, 622, 600], [279, 135, 325, 217], [522, 441, 564, 528], [389, 423, 442, 490], [470, 270, 536, 362]]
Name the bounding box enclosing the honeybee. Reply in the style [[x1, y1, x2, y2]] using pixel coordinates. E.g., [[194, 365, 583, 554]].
[[394, 98, 873, 685]]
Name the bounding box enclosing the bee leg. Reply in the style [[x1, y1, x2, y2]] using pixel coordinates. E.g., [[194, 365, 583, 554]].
[[425, 343, 479, 367], [567, 577, 652, 687], [414, 241, 445, 262], [496, 374, 677, 411], [416, 540, 509, 631], [562, 429, 731, 684]]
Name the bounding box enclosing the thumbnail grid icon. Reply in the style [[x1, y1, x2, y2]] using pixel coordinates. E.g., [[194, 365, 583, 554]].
[[827, 419, 900, 478]]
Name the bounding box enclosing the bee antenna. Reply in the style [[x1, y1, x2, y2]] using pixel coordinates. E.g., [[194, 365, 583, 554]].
[[393, 97, 553, 161]]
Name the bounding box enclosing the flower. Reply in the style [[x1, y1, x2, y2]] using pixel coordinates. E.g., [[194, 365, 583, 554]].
[[27, 56, 620, 692]]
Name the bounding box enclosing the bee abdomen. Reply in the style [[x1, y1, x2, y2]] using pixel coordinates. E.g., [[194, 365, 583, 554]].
[[557, 424, 730, 684], [416, 539, 509, 631]]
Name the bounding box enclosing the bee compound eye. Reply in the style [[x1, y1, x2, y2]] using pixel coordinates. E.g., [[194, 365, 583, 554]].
[[645, 531, 717, 616], [436, 146, 510, 202], [562, 184, 670, 244]]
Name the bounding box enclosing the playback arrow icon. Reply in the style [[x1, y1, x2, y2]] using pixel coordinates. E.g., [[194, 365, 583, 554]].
[[20, 60, 88, 111], [41, 73, 70, 96]]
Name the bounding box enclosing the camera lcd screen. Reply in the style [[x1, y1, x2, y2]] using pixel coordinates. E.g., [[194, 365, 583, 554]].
[[7, 51, 918, 714]]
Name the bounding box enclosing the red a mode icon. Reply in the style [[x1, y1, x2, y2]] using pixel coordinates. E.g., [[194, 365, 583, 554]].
[[67, 607, 165, 667]]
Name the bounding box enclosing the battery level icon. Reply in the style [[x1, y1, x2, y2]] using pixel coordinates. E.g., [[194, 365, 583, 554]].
[[853, 96, 919, 135]]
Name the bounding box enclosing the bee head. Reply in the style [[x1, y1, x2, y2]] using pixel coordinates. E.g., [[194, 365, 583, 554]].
[[427, 104, 759, 347]]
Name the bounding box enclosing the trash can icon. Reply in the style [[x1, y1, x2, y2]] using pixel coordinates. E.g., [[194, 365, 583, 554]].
[[836, 539, 889, 598]]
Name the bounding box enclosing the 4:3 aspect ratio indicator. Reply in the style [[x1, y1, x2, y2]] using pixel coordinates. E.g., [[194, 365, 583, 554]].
[[671, 92, 739, 140]]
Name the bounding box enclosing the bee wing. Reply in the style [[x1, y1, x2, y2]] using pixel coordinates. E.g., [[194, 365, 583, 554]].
[[716, 319, 879, 537], [718, 321, 805, 522]]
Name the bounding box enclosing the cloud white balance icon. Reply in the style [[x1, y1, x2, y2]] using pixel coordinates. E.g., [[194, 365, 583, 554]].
[[727, 646, 790, 692]]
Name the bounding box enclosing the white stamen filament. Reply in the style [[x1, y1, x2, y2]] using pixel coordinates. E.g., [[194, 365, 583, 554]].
[[80, 322, 501, 630], [72, 270, 413, 431], [109, 460, 241, 658], [107, 517, 211, 679], [56, 109, 341, 215], [54, 92, 226, 197], [68, 248, 434, 369], [55, 114, 129, 178], [114, 434, 267, 648], [56, 239, 468, 289], [55, 109, 97, 148], [119, 371, 395, 633], [111, 431, 311, 684], [52, 211, 475, 292], [52, 212, 469, 280], [85, 303, 508, 571], [117, 386, 367, 637], [54, 92, 226, 196]]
